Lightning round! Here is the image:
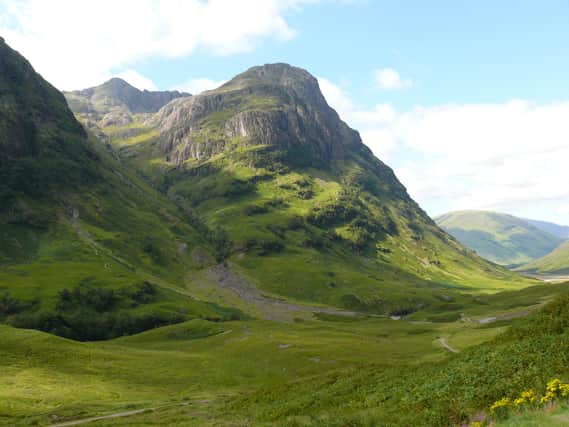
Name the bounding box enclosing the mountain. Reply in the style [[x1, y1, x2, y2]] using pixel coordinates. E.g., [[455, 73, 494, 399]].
[[519, 240, 569, 274], [435, 210, 562, 266], [63, 78, 189, 129], [0, 35, 531, 337], [64, 62, 531, 318], [0, 37, 242, 341], [524, 218, 569, 240], [2, 40, 556, 427]]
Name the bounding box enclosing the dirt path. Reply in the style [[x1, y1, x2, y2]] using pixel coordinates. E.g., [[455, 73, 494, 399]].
[[49, 408, 151, 427], [476, 309, 532, 324], [439, 337, 459, 353]]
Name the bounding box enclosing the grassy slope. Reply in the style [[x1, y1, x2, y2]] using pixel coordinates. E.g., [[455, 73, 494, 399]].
[[435, 210, 562, 266], [222, 287, 569, 427], [519, 240, 569, 274], [495, 404, 569, 427], [94, 115, 533, 319], [0, 317, 453, 425], [1, 282, 567, 426], [0, 38, 242, 335], [0, 132, 245, 337]]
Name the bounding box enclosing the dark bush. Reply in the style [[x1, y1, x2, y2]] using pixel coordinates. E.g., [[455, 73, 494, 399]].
[[0, 292, 35, 317], [208, 226, 233, 262], [244, 204, 270, 216], [286, 215, 305, 230], [258, 239, 285, 256]]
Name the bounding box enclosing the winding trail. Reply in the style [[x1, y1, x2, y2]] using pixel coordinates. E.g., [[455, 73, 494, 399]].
[[439, 337, 459, 353], [49, 408, 151, 427]]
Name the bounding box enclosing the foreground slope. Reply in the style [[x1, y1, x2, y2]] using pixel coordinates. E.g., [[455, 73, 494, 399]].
[[2, 282, 567, 426], [0, 38, 242, 340], [84, 64, 530, 315], [436, 210, 562, 266]]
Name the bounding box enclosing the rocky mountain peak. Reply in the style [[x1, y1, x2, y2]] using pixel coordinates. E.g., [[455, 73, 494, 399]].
[[64, 79, 190, 116], [101, 77, 134, 90], [220, 63, 330, 112], [158, 63, 362, 165]]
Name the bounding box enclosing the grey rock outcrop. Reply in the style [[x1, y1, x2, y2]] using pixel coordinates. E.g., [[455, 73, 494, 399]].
[[157, 63, 362, 165], [64, 78, 190, 115]]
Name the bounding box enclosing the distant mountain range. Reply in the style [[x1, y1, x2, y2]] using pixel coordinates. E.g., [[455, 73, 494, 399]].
[[435, 210, 566, 266]]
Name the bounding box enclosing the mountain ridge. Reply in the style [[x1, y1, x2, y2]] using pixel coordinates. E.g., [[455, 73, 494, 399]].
[[64, 77, 190, 114]]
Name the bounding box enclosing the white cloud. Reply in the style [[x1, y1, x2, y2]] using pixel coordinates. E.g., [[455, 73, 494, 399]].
[[317, 77, 355, 116], [173, 78, 226, 94], [375, 68, 413, 90], [114, 70, 157, 91], [319, 77, 398, 160], [318, 76, 569, 223], [0, 0, 316, 90]]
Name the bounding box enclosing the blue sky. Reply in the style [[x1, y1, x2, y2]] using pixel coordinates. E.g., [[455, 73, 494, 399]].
[[2, 0, 569, 224]]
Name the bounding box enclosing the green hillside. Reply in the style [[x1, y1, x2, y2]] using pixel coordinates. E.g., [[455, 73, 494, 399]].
[[435, 210, 562, 266], [519, 240, 569, 274], [75, 64, 532, 319], [0, 38, 244, 341], [1, 38, 557, 427]]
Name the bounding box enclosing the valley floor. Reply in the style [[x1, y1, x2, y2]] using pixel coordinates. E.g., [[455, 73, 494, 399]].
[[2, 280, 568, 427]]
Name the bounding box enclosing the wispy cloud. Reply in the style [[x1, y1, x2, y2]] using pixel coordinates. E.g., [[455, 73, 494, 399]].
[[173, 78, 227, 95], [114, 70, 157, 91], [374, 68, 413, 90], [0, 0, 317, 90], [319, 76, 569, 222]]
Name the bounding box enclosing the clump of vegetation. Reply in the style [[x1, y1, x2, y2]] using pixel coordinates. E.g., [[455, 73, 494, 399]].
[[208, 226, 233, 262], [244, 237, 285, 256], [243, 204, 269, 216], [3, 280, 243, 341], [488, 379, 569, 421], [0, 291, 37, 317]]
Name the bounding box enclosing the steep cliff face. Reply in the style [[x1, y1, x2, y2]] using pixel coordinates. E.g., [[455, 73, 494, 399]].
[[0, 37, 86, 164], [158, 64, 360, 165]]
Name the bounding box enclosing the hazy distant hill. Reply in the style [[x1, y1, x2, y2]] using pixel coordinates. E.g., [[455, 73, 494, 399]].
[[519, 240, 569, 274], [524, 218, 569, 240], [435, 210, 562, 266]]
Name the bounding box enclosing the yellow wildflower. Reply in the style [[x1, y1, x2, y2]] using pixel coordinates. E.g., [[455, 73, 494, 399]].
[[520, 389, 537, 403], [540, 391, 555, 404], [490, 397, 512, 414], [560, 383, 569, 397], [546, 379, 562, 393]]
